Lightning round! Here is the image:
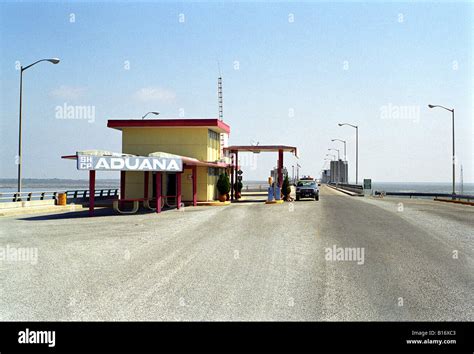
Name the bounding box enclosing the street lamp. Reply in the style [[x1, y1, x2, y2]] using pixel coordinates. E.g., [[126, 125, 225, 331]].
[[326, 153, 336, 160], [328, 148, 340, 160], [428, 104, 456, 196], [142, 111, 160, 119], [331, 139, 346, 161], [17, 58, 60, 195], [338, 123, 358, 184]]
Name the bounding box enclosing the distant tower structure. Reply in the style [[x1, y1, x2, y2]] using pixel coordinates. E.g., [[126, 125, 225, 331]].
[[218, 76, 223, 121], [460, 164, 464, 194], [217, 74, 228, 159]]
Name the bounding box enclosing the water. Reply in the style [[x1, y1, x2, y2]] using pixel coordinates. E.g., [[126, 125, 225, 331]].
[[243, 180, 474, 195], [371, 182, 474, 195], [1, 179, 473, 196]]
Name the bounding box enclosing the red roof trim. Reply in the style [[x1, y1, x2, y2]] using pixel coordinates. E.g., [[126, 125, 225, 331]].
[[107, 119, 230, 134]]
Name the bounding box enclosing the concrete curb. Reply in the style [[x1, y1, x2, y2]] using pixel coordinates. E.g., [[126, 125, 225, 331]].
[[434, 198, 474, 206], [196, 201, 231, 206], [0, 204, 85, 217], [325, 184, 363, 197]]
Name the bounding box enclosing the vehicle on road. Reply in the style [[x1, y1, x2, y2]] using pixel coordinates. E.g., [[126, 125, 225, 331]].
[[296, 177, 319, 201]]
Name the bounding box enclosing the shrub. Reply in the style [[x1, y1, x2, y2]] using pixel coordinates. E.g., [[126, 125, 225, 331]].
[[217, 173, 231, 195], [282, 175, 291, 200]]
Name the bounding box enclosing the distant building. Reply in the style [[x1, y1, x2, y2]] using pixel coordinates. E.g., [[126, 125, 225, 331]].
[[329, 160, 348, 184], [321, 169, 331, 183]]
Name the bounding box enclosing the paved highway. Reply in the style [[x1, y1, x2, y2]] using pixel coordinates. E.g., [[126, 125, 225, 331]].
[[0, 185, 472, 321]]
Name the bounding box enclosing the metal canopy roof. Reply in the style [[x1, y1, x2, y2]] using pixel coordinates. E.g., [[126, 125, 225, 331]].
[[224, 145, 298, 157]]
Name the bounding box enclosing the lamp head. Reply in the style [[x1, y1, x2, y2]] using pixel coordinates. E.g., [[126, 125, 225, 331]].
[[428, 104, 435, 109], [47, 58, 60, 64]]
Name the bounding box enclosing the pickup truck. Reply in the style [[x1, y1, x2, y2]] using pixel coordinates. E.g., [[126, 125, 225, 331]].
[[295, 178, 319, 201]]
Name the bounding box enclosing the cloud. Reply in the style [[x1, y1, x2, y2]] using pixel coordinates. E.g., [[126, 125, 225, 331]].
[[133, 87, 176, 103], [50, 85, 85, 100]]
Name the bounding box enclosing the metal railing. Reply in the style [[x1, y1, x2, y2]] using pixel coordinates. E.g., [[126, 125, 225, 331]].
[[0, 189, 119, 202], [374, 191, 474, 201], [64, 189, 119, 199]]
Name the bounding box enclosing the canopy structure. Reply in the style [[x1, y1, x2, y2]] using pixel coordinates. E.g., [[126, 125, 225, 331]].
[[223, 145, 298, 200], [62, 150, 231, 215]]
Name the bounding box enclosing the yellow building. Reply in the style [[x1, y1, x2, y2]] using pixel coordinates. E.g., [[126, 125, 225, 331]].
[[107, 118, 231, 204]]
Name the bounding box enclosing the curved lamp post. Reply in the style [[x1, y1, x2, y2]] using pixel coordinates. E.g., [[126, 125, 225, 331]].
[[338, 123, 358, 184], [331, 139, 346, 161], [328, 148, 340, 160], [142, 111, 160, 119], [428, 104, 455, 196], [17, 58, 60, 194]]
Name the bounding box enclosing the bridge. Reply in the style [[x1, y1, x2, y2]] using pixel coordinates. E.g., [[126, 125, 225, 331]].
[[0, 185, 472, 321]]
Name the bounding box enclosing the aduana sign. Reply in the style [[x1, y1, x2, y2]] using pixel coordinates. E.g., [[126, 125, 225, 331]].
[[77, 155, 183, 172]]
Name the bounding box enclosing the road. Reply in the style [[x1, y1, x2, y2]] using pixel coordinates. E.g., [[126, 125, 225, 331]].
[[0, 185, 472, 321]]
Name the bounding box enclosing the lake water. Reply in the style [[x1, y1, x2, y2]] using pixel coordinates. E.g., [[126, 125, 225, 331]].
[[1, 179, 473, 196]]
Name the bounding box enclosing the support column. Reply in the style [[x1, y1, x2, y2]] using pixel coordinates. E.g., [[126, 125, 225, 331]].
[[120, 171, 126, 208], [278, 149, 283, 188], [230, 152, 235, 201], [89, 170, 95, 217], [155, 172, 162, 214], [144, 171, 149, 199], [192, 165, 197, 206], [177, 172, 182, 209], [235, 150, 238, 187]]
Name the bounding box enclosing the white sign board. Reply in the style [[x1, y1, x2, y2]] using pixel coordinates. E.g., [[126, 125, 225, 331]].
[[77, 155, 183, 172]]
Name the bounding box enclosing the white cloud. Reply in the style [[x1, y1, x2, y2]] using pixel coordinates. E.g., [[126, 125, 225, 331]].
[[133, 87, 176, 103], [50, 85, 85, 100]]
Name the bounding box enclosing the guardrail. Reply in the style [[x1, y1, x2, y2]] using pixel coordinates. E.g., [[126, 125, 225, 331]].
[[328, 182, 364, 195], [374, 191, 474, 201], [64, 189, 119, 199], [0, 189, 119, 202]]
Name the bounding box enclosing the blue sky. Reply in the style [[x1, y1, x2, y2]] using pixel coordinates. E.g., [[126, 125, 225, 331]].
[[0, 0, 472, 182]]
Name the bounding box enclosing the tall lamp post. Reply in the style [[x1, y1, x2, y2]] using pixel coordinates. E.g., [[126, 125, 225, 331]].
[[17, 58, 60, 195], [428, 104, 455, 196], [338, 123, 358, 184], [331, 139, 346, 161]]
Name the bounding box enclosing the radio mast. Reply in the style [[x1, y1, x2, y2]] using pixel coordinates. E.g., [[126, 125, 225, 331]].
[[217, 63, 226, 158], [218, 77, 223, 121]]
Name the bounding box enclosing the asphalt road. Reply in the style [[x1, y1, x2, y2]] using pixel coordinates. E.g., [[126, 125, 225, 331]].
[[0, 185, 472, 321]]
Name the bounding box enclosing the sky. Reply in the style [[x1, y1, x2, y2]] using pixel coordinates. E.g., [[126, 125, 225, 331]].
[[0, 0, 472, 183]]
